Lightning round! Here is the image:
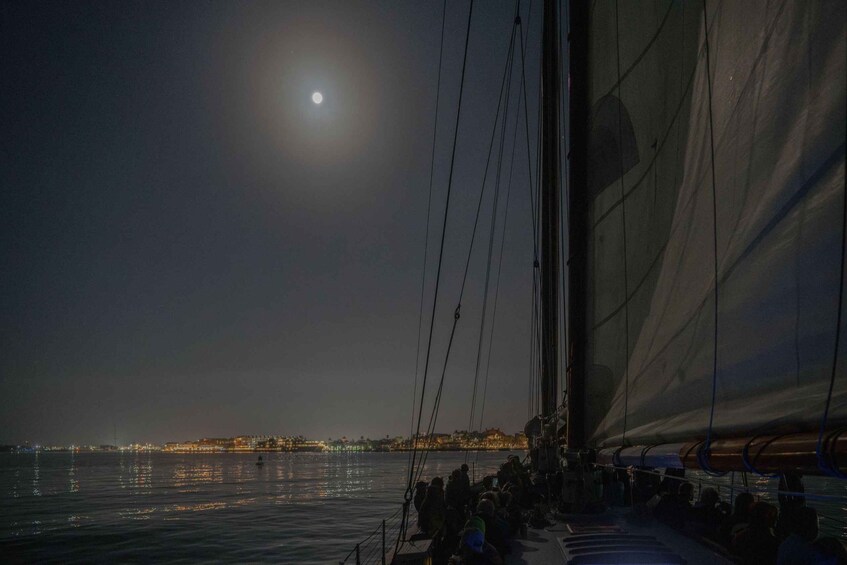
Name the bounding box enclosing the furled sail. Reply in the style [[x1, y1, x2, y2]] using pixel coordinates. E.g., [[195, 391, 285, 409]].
[[582, 0, 846, 448]]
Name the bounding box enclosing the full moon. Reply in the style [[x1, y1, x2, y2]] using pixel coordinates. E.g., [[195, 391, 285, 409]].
[[312, 91, 323, 104]]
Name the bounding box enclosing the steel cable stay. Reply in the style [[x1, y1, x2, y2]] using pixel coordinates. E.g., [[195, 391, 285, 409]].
[[402, 0, 475, 541], [516, 8, 546, 421], [414, 15, 521, 485], [474, 64, 525, 465], [532, 18, 545, 420], [466, 7, 520, 460], [557, 0, 570, 404], [406, 0, 448, 498]]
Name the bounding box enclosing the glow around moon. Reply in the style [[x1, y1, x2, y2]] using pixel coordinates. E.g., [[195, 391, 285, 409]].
[[312, 92, 323, 104]]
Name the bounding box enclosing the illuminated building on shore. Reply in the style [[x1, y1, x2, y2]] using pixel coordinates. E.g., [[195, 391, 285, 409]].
[[19, 428, 527, 454]]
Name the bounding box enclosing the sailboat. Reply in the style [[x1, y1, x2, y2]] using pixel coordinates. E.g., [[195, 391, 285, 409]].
[[344, 0, 846, 562]]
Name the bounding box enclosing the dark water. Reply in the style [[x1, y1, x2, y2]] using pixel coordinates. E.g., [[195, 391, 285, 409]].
[[3, 452, 846, 563], [0, 451, 511, 563]]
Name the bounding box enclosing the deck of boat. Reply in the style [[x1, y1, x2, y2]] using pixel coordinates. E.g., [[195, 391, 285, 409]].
[[506, 508, 735, 565]]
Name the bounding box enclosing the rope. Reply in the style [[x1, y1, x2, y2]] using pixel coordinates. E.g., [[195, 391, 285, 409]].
[[814, 123, 847, 478], [413, 6, 518, 486], [614, 0, 632, 448], [404, 0, 475, 512], [696, 0, 726, 477], [475, 52, 524, 465], [467, 9, 519, 453], [558, 0, 570, 404], [407, 0, 448, 497], [518, 13, 544, 419]]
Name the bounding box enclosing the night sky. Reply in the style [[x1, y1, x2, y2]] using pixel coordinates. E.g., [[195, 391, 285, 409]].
[[1, 1, 551, 445]]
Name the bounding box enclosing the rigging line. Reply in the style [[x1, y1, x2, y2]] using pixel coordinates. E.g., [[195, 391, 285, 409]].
[[408, 0, 448, 486], [518, 19, 539, 263], [416, 12, 519, 482], [614, 0, 632, 447], [468, 16, 518, 445], [415, 310, 461, 484], [456, 24, 519, 304], [558, 0, 570, 228], [476, 76, 523, 464], [405, 0, 475, 501], [697, 0, 725, 477], [532, 51, 544, 419], [558, 0, 569, 401], [528, 286, 537, 418], [518, 14, 545, 418], [814, 123, 846, 480], [518, 14, 542, 419]]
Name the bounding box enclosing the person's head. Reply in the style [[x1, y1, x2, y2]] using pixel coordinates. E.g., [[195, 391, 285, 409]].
[[792, 506, 819, 542], [415, 480, 427, 492], [465, 516, 486, 535], [451, 469, 461, 481], [734, 492, 755, 517], [700, 487, 720, 507], [461, 528, 485, 554], [477, 499, 496, 517], [461, 463, 469, 473], [480, 491, 498, 506], [431, 476, 444, 488], [748, 501, 778, 530], [482, 476, 494, 490]]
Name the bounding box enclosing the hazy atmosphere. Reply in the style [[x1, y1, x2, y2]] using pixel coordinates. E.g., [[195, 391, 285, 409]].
[[1, 0, 546, 445]]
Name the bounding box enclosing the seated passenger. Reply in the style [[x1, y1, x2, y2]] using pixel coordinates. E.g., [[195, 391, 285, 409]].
[[655, 481, 692, 529], [733, 501, 779, 565], [720, 492, 755, 548], [690, 487, 726, 539], [776, 507, 818, 565], [475, 499, 509, 557], [449, 528, 502, 565], [419, 477, 447, 538], [414, 480, 428, 512], [446, 469, 464, 510]]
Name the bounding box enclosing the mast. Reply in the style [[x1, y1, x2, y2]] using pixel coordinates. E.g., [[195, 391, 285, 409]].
[[566, 0, 587, 450], [540, 0, 561, 426]]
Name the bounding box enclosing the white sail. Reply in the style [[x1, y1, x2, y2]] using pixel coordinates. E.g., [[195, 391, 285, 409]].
[[583, 0, 846, 447]]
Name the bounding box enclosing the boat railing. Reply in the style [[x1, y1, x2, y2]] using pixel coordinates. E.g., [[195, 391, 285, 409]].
[[339, 505, 405, 565], [590, 462, 847, 536]]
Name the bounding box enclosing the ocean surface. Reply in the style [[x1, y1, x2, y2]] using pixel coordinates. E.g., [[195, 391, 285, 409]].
[[2, 451, 845, 563], [0, 451, 512, 564]]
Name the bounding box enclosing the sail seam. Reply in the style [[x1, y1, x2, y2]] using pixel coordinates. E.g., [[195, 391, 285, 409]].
[[614, 0, 632, 447], [697, 0, 725, 477]]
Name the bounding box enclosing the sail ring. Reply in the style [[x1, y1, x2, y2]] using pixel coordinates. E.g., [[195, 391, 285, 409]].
[[693, 440, 727, 477], [639, 444, 657, 468], [611, 445, 626, 467], [817, 427, 847, 479], [740, 435, 780, 478]]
